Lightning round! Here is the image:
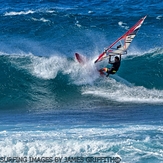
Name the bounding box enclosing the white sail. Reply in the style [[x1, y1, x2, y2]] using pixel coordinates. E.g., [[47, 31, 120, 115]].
[[94, 16, 147, 63]]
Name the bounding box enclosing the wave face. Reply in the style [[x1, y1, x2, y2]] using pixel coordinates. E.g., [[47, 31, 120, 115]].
[[0, 48, 163, 110]]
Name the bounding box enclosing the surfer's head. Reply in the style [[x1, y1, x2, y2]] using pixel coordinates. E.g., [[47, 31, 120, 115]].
[[115, 56, 120, 61]]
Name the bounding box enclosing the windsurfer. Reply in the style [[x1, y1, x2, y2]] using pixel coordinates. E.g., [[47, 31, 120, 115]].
[[100, 55, 121, 77]]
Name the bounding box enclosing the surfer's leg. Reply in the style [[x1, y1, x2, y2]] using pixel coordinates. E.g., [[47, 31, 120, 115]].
[[103, 68, 110, 77], [101, 68, 108, 72], [106, 69, 116, 77], [106, 68, 116, 77], [106, 69, 110, 77], [99, 68, 110, 76]]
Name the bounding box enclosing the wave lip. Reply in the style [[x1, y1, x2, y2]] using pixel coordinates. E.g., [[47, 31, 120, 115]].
[[0, 49, 163, 109]]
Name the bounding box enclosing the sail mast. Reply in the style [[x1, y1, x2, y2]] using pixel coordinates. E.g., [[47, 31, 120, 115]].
[[94, 16, 147, 63]]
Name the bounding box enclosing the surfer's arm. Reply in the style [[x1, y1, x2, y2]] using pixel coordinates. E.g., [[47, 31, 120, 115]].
[[108, 55, 111, 63], [119, 54, 122, 61], [108, 56, 114, 64]]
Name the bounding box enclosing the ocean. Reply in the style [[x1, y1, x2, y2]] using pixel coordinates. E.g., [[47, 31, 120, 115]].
[[0, 0, 163, 162]]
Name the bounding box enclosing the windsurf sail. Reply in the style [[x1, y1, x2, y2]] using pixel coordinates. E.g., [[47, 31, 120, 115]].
[[94, 16, 147, 63]]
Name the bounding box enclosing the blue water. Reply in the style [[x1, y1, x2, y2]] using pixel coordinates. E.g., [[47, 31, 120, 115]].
[[0, 0, 163, 162]]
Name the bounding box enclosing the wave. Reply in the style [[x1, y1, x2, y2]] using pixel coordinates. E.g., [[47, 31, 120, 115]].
[[118, 21, 129, 30], [4, 9, 57, 17], [82, 79, 163, 104], [0, 124, 163, 162], [4, 10, 35, 16], [0, 48, 163, 109], [31, 17, 50, 23]]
